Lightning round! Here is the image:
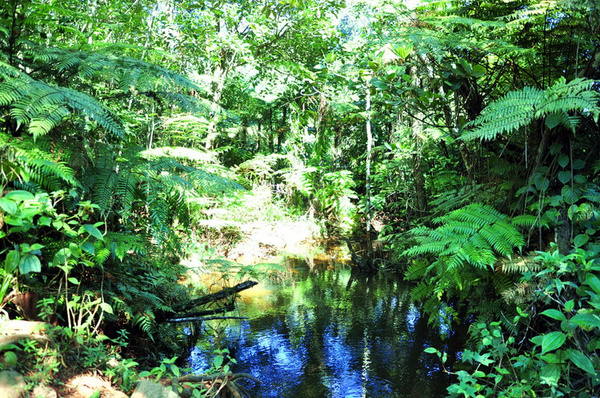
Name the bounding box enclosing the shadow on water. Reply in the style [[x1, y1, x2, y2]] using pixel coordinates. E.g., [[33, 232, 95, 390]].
[[190, 258, 449, 397]]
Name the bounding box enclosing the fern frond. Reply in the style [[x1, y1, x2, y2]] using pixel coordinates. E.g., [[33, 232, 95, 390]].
[[31, 46, 206, 94], [499, 256, 542, 274], [0, 133, 79, 190], [0, 60, 26, 79], [491, 272, 515, 295], [0, 78, 126, 139], [462, 86, 543, 141], [404, 204, 531, 276], [461, 77, 600, 141], [405, 260, 431, 279], [410, 280, 435, 301], [92, 168, 118, 214]]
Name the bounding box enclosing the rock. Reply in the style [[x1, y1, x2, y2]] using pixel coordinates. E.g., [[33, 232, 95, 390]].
[[132, 380, 179, 398], [64, 375, 129, 398], [0, 320, 51, 350], [0, 370, 26, 398], [31, 386, 58, 398]]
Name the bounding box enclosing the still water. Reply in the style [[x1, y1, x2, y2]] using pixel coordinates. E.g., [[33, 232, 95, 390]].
[[190, 258, 449, 397]]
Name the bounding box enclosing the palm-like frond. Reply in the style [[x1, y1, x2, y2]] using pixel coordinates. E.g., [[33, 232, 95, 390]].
[[29, 46, 205, 93], [0, 132, 79, 191], [462, 78, 600, 141], [79, 144, 242, 245], [0, 78, 126, 139], [404, 204, 529, 270]]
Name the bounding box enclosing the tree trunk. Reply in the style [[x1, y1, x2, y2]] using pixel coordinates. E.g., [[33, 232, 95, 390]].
[[364, 76, 374, 270]]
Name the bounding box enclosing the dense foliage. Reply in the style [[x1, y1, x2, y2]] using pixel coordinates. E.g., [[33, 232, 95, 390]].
[[1, 0, 600, 396]]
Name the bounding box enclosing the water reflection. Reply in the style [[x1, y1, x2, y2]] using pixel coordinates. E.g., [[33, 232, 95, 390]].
[[190, 258, 448, 397]]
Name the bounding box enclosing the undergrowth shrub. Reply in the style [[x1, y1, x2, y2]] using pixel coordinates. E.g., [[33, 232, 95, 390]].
[[427, 245, 600, 397]]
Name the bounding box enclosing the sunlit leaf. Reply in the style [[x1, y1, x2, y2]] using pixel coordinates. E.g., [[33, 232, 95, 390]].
[[19, 254, 41, 274], [540, 309, 566, 322], [585, 274, 600, 295], [0, 197, 17, 215], [571, 313, 600, 330], [565, 349, 595, 375], [539, 331, 566, 354], [83, 224, 104, 240]]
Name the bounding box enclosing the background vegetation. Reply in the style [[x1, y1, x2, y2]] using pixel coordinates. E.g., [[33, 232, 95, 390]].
[[1, 0, 599, 396]]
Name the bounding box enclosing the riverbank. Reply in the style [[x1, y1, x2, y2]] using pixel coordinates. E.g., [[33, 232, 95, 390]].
[[0, 198, 337, 398]]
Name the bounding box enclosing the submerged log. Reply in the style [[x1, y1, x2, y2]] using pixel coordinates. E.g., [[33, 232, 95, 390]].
[[345, 239, 375, 271], [159, 280, 258, 323]]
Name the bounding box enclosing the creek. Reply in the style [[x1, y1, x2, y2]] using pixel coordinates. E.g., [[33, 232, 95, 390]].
[[190, 257, 450, 397]]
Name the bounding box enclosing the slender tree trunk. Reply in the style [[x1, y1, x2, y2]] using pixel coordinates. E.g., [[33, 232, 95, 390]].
[[365, 76, 374, 270], [412, 118, 428, 221], [205, 60, 228, 149]]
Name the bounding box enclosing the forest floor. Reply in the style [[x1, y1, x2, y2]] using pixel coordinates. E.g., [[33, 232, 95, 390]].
[[223, 218, 322, 263]]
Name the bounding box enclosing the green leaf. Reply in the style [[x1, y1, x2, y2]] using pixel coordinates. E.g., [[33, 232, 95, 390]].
[[69, 243, 82, 257], [541, 309, 567, 322], [52, 248, 71, 266], [89, 391, 101, 398], [471, 64, 486, 78], [539, 331, 566, 354], [561, 185, 578, 204], [83, 224, 104, 240], [81, 241, 95, 255], [4, 351, 18, 366], [557, 171, 571, 184], [212, 355, 223, 369], [572, 159, 585, 170], [585, 274, 600, 295], [100, 302, 113, 314], [4, 250, 20, 273], [424, 347, 439, 354], [534, 176, 550, 191], [4, 190, 34, 201], [557, 155, 569, 168], [0, 197, 17, 215], [540, 363, 561, 384], [19, 254, 41, 274], [571, 313, 600, 330], [565, 349, 595, 375], [37, 216, 52, 226], [573, 234, 590, 248], [564, 300, 575, 312], [67, 277, 80, 285]]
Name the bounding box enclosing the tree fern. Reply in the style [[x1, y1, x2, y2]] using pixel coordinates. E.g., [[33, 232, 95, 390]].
[[29, 46, 205, 94], [24, 46, 212, 115], [461, 77, 600, 141], [0, 78, 126, 139], [404, 203, 532, 270], [404, 204, 536, 322], [79, 143, 243, 246], [0, 132, 79, 191]]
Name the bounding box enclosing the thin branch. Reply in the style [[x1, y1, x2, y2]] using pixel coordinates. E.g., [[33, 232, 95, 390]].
[[164, 316, 249, 323]]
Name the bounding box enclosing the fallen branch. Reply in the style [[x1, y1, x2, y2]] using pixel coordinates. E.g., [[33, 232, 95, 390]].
[[171, 280, 258, 313], [165, 316, 249, 323], [165, 302, 235, 321], [179, 372, 261, 384]]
